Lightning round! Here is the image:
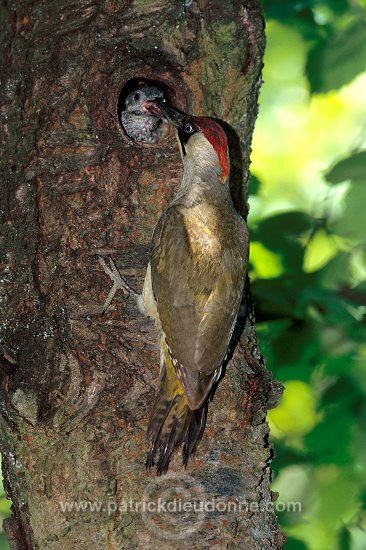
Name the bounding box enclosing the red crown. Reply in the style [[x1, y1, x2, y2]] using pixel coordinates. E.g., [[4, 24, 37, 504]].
[[192, 117, 229, 180]]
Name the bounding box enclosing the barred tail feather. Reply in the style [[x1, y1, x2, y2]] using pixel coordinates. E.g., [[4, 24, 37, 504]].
[[146, 349, 208, 475], [182, 405, 207, 467]]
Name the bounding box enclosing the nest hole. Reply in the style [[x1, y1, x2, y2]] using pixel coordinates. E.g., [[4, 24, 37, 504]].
[[118, 77, 174, 146]]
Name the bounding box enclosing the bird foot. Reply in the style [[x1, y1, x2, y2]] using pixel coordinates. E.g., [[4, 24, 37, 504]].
[[97, 255, 138, 313]]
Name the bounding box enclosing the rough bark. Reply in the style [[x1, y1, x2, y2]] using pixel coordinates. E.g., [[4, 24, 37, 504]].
[[0, 0, 284, 548]]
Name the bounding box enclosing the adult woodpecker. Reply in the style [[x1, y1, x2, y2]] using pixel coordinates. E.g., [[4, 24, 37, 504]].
[[99, 101, 249, 473], [120, 83, 167, 144]]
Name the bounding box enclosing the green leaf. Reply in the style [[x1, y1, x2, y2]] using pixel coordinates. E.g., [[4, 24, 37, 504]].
[[304, 229, 339, 273], [319, 252, 352, 289], [305, 413, 353, 465], [325, 152, 366, 184], [262, 0, 314, 18], [307, 17, 366, 93], [284, 537, 308, 550], [339, 525, 351, 550], [254, 212, 315, 245], [268, 380, 319, 438], [0, 532, 10, 550], [249, 174, 261, 195], [250, 241, 284, 279], [272, 323, 320, 370], [252, 212, 314, 274], [262, 0, 349, 20], [322, 377, 362, 408], [0, 497, 11, 515], [332, 181, 366, 241]]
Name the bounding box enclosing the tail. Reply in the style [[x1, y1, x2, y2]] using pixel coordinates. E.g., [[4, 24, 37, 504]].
[[146, 344, 208, 475]]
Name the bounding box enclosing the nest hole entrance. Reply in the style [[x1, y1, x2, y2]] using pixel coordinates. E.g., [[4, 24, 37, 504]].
[[118, 78, 173, 146]]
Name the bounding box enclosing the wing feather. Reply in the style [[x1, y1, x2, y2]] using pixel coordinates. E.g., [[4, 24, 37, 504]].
[[150, 204, 248, 409]]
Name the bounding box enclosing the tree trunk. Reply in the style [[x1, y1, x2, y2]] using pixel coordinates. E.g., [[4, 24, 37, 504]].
[[0, 0, 284, 548]]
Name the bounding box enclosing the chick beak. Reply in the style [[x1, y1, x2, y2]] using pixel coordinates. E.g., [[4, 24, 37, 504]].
[[142, 97, 166, 118]]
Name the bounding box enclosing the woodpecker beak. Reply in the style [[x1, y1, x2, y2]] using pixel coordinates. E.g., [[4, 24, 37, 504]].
[[154, 100, 186, 128]]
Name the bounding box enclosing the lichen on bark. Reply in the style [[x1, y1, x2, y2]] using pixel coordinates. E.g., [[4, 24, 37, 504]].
[[0, 1, 284, 548]]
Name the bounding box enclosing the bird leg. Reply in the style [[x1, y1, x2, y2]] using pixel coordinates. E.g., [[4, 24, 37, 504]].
[[97, 255, 139, 313]]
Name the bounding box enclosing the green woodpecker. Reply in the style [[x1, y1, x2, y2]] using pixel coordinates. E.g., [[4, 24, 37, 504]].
[[98, 102, 249, 474]]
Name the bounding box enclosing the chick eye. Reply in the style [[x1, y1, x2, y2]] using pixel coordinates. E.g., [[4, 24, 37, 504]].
[[134, 92, 140, 101], [184, 123, 195, 134]]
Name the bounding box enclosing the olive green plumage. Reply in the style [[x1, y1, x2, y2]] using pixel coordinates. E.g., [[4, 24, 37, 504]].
[[143, 102, 249, 473]]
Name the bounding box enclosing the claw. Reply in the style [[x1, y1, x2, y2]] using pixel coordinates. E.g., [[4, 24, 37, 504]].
[[97, 255, 138, 313]]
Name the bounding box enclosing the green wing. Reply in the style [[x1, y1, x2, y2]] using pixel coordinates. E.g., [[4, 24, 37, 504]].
[[150, 205, 248, 409]]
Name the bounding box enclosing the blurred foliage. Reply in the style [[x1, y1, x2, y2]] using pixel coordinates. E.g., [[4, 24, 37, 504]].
[[0, 476, 9, 550], [250, 1, 366, 549]]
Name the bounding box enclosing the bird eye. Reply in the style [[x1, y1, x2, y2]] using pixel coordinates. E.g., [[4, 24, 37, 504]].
[[134, 92, 140, 101], [184, 123, 195, 134]]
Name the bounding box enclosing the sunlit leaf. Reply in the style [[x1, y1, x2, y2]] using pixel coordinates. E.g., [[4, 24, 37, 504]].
[[249, 241, 284, 279], [349, 249, 366, 285], [268, 380, 319, 438], [348, 525, 366, 550], [0, 497, 11, 515], [303, 229, 339, 273]]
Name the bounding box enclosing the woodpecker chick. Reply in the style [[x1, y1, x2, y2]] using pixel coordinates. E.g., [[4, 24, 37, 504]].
[[120, 84, 167, 144], [99, 102, 249, 474]]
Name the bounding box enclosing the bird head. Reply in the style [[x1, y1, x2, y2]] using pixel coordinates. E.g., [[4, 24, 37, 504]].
[[148, 100, 229, 182], [124, 84, 165, 116]]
